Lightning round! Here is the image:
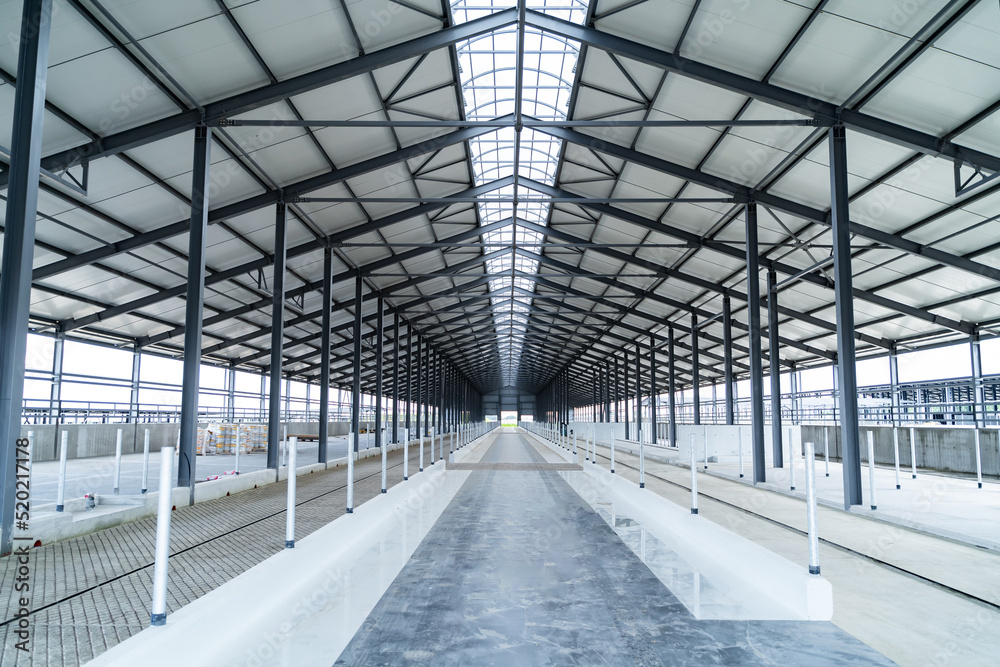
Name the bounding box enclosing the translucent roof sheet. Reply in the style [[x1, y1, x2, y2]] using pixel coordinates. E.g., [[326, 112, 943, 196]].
[[453, 0, 587, 386]]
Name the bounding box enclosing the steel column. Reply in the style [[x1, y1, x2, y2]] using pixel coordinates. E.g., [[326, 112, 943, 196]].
[[889, 347, 900, 428], [318, 246, 332, 463], [50, 331, 65, 428], [830, 125, 862, 508], [178, 126, 212, 496], [416, 335, 423, 471], [438, 351, 445, 460], [130, 344, 142, 424], [746, 203, 766, 484], [768, 269, 783, 468], [649, 335, 658, 444], [635, 342, 641, 443], [723, 296, 734, 425], [972, 335, 984, 427], [0, 0, 52, 556], [423, 341, 429, 439], [266, 203, 287, 471], [406, 327, 413, 437], [624, 352, 630, 440], [691, 314, 700, 425], [614, 357, 620, 423], [351, 271, 364, 454], [667, 327, 677, 448], [374, 295, 384, 451], [392, 311, 400, 444]]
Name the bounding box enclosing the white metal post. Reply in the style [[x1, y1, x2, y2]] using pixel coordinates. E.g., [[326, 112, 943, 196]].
[[234, 426, 241, 475], [403, 428, 409, 481], [346, 433, 355, 513], [804, 440, 820, 575], [56, 430, 68, 512], [824, 429, 830, 477], [610, 425, 616, 474], [281, 423, 288, 466], [113, 428, 123, 494], [419, 426, 424, 472], [381, 427, 388, 493], [690, 433, 698, 515], [150, 446, 175, 625], [703, 425, 708, 470], [286, 437, 297, 548], [141, 428, 150, 494], [975, 428, 983, 489], [892, 427, 901, 489], [909, 426, 917, 479], [638, 425, 644, 488], [867, 430, 877, 511], [738, 428, 744, 479], [788, 427, 796, 491]]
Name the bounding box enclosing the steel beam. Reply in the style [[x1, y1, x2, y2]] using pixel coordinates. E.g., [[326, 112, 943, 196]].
[[524, 9, 1000, 174], [528, 126, 1000, 294], [35, 125, 507, 282], [178, 126, 212, 496], [830, 126, 863, 509], [15, 8, 518, 185], [0, 0, 51, 556], [223, 118, 819, 128]]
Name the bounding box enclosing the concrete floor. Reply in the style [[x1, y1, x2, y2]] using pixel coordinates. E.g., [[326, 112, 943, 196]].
[[337, 431, 893, 665]]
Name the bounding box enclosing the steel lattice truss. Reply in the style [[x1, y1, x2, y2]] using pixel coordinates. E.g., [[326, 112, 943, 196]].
[[1, 0, 999, 406]]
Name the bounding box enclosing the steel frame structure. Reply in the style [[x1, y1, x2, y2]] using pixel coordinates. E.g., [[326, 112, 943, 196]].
[[0, 0, 997, 537]]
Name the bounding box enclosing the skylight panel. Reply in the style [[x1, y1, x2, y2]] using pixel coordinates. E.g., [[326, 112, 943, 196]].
[[453, 0, 587, 386]]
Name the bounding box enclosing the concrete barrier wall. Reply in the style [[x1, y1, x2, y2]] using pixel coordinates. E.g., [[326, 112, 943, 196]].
[[800, 424, 1000, 477], [570, 421, 799, 467], [20, 421, 363, 463]]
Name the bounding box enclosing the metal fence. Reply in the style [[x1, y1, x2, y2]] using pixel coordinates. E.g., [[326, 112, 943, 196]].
[[577, 374, 1000, 428]]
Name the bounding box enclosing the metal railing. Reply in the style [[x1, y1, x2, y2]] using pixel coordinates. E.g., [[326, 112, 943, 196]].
[[577, 375, 1000, 428], [21, 398, 404, 426]]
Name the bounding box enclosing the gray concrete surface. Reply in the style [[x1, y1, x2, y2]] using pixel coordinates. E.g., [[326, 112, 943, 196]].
[[338, 432, 893, 665]]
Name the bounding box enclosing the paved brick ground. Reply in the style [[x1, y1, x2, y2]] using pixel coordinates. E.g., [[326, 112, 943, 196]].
[[0, 443, 444, 666]]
